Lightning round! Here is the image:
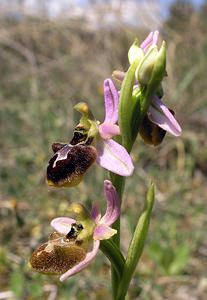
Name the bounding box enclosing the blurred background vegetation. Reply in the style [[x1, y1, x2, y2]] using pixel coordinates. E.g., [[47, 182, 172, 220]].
[[0, 0, 207, 299]]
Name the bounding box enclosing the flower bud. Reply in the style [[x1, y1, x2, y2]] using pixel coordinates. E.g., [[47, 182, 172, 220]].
[[136, 45, 158, 85], [128, 39, 144, 65], [147, 41, 166, 90]]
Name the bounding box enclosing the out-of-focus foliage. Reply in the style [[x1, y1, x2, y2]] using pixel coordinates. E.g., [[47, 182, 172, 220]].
[[0, 1, 207, 299]]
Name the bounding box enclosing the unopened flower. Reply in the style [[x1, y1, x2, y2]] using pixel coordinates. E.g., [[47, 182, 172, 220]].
[[140, 30, 159, 53], [46, 79, 134, 187], [113, 31, 182, 145], [30, 180, 120, 281]]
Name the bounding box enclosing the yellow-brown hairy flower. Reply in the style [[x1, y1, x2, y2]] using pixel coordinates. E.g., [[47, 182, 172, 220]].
[[30, 232, 86, 275]]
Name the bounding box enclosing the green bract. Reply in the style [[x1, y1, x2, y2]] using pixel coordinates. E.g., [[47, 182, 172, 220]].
[[128, 38, 144, 65]]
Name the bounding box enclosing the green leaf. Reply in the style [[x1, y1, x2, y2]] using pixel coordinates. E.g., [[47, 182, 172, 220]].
[[169, 244, 189, 275], [9, 270, 24, 298], [100, 239, 125, 278], [28, 281, 44, 298], [161, 247, 174, 272]]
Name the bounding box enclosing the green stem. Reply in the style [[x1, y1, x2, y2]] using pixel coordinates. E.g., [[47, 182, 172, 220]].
[[110, 174, 125, 299], [100, 239, 125, 278], [116, 184, 155, 300]]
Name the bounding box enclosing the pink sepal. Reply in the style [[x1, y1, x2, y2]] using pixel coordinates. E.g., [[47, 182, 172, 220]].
[[103, 79, 119, 124], [96, 139, 134, 176], [93, 224, 117, 240], [148, 96, 182, 136], [100, 180, 120, 226], [59, 240, 100, 281]]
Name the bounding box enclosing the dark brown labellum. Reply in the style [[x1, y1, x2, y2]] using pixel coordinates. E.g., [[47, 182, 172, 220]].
[[52, 143, 67, 153], [30, 233, 86, 274], [47, 144, 97, 187], [140, 115, 166, 146]]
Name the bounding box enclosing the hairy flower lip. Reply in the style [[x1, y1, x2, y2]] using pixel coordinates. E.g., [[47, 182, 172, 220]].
[[49, 180, 120, 281]]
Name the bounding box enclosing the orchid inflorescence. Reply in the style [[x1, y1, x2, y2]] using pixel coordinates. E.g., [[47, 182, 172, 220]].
[[30, 31, 182, 299]]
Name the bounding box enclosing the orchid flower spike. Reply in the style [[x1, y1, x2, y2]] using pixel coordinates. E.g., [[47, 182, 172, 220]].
[[30, 180, 120, 281], [139, 31, 182, 139], [113, 31, 182, 144]]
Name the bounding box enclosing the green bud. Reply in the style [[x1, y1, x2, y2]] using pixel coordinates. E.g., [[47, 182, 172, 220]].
[[118, 59, 139, 151], [136, 42, 167, 119], [128, 38, 144, 65], [147, 41, 166, 91], [136, 45, 158, 85]]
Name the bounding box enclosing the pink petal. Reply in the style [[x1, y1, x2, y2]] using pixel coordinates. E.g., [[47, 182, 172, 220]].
[[51, 217, 76, 235], [96, 139, 134, 176], [148, 96, 182, 136], [91, 203, 101, 223], [103, 79, 119, 124], [99, 180, 120, 226], [59, 240, 100, 281], [93, 224, 117, 240], [140, 31, 153, 51], [112, 70, 126, 82], [152, 30, 159, 45], [99, 122, 120, 140], [140, 31, 159, 52]]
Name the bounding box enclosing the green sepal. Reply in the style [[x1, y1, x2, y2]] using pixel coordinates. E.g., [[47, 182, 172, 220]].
[[137, 45, 158, 85], [118, 60, 139, 152], [116, 183, 155, 300], [128, 38, 144, 65], [147, 41, 166, 94], [130, 87, 142, 147], [139, 41, 166, 120]]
